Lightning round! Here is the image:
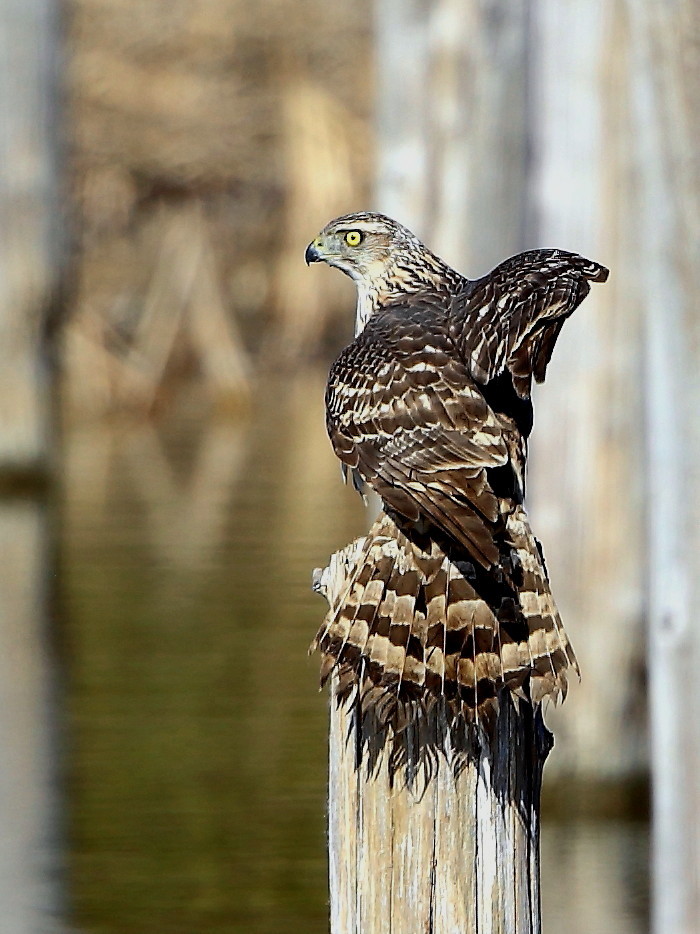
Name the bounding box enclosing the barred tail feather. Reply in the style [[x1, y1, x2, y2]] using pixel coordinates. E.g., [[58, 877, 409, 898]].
[[312, 509, 577, 728], [505, 505, 578, 704]]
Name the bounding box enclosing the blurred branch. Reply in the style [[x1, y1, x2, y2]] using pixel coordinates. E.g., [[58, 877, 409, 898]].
[[63, 203, 251, 416]]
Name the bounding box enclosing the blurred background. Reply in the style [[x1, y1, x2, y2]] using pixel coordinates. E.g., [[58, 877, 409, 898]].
[[2, 0, 698, 932]]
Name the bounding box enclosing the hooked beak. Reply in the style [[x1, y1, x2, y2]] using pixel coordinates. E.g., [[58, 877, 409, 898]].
[[305, 240, 323, 265]]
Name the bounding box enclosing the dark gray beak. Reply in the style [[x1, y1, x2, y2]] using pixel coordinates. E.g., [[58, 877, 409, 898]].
[[305, 241, 322, 265]]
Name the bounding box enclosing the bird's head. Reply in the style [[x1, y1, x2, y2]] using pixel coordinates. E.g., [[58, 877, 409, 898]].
[[305, 212, 455, 333], [305, 212, 423, 286]]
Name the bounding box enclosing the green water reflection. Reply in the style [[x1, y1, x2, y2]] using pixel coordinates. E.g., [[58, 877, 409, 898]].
[[62, 372, 364, 933], [60, 371, 648, 933]]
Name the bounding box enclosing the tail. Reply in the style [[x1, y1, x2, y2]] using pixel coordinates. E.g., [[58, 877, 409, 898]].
[[312, 509, 577, 727]]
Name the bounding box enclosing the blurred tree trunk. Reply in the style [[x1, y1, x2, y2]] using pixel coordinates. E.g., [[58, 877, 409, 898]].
[[526, 2, 646, 784], [0, 6, 63, 927], [0, 0, 61, 482], [630, 4, 700, 932], [374, 0, 530, 274], [374, 0, 647, 788], [0, 502, 63, 931]]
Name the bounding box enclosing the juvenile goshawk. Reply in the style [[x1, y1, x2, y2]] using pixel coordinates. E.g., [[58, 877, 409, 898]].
[[306, 212, 608, 725]]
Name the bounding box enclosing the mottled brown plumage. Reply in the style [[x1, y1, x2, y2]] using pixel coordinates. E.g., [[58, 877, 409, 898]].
[[307, 212, 608, 725]]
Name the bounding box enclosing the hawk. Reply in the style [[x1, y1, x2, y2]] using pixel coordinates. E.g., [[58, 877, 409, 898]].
[[306, 212, 608, 725]]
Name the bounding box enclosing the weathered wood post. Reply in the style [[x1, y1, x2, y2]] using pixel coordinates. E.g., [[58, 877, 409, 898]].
[[315, 544, 552, 933]]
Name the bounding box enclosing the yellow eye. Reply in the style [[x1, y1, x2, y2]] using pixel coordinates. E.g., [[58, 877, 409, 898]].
[[344, 230, 363, 247]]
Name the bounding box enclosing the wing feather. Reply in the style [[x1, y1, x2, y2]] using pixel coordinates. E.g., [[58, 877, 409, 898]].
[[452, 248, 609, 397], [326, 302, 510, 567]]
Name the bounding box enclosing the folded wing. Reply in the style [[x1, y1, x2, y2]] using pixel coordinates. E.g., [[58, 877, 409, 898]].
[[326, 298, 512, 568]]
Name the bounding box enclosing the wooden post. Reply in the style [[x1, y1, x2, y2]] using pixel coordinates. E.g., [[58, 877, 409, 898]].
[[316, 543, 552, 934]]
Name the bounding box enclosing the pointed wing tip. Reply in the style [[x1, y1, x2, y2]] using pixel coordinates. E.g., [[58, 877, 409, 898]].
[[588, 262, 609, 283]]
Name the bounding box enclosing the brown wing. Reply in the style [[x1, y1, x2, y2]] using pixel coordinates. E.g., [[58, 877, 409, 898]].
[[452, 249, 609, 397], [325, 296, 513, 568]]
